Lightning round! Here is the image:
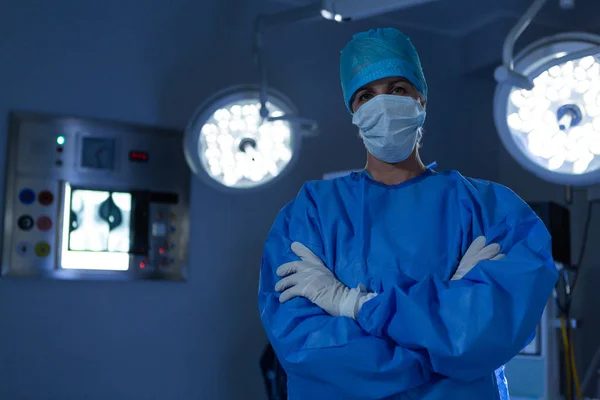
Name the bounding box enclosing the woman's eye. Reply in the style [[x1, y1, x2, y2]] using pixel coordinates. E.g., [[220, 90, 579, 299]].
[[359, 93, 373, 102], [391, 86, 407, 94]]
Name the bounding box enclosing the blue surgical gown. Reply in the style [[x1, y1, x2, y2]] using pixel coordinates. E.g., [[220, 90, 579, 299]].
[[258, 169, 558, 400]]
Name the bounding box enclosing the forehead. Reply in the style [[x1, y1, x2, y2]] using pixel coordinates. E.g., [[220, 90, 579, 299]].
[[356, 76, 411, 92]]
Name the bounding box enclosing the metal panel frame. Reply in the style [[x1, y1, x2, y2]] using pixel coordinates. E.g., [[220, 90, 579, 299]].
[[1, 111, 191, 281]]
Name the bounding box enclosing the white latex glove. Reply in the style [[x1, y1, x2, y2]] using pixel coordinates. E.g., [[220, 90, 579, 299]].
[[451, 236, 505, 280], [275, 242, 374, 319]]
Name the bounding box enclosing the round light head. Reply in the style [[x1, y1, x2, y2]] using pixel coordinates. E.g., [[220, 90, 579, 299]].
[[494, 33, 600, 186], [184, 86, 299, 190]]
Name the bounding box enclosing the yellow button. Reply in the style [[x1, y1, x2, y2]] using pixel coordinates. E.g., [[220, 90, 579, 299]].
[[34, 242, 51, 257]]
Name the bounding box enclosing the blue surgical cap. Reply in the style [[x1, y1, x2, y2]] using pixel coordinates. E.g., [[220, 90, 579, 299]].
[[340, 28, 427, 112]]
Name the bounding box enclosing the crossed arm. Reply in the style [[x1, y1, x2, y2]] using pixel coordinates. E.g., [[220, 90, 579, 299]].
[[259, 235, 434, 398]]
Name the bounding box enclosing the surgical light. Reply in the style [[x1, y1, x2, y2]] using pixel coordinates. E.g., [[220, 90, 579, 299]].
[[186, 6, 323, 191], [184, 86, 301, 190], [494, 0, 600, 186]]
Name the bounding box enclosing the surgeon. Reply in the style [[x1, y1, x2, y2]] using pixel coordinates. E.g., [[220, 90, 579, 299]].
[[258, 27, 558, 399]]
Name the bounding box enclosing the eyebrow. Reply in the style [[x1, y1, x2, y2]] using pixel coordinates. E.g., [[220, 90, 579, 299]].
[[359, 78, 411, 93]]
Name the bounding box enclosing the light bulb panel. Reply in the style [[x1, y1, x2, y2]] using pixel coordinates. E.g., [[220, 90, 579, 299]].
[[184, 85, 300, 191], [494, 33, 600, 186]]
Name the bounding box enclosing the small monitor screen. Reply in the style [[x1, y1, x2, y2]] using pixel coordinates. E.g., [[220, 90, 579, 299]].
[[81, 137, 116, 170]]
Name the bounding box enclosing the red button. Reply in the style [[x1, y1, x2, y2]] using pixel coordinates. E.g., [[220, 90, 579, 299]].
[[38, 191, 54, 206], [36, 216, 53, 231]]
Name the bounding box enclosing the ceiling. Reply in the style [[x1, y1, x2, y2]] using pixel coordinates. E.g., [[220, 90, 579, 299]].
[[271, 0, 600, 37]]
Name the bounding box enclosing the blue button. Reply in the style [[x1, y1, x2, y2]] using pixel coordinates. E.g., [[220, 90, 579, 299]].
[[18, 189, 36, 205], [169, 226, 176, 233], [15, 241, 30, 256]]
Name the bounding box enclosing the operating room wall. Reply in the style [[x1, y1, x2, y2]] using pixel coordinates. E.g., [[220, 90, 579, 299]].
[[459, 19, 600, 395], [0, 1, 469, 400]]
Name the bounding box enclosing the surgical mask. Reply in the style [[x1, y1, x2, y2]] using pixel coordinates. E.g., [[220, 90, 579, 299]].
[[352, 95, 426, 163]]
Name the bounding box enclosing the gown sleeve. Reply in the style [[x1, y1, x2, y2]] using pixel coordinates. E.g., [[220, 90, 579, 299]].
[[258, 183, 435, 398], [355, 179, 558, 382]]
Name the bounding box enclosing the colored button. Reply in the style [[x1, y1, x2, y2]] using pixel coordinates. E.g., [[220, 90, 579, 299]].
[[38, 191, 54, 206], [15, 241, 30, 256], [17, 215, 34, 231], [169, 212, 176, 220], [34, 242, 51, 257], [169, 226, 176, 233], [36, 216, 53, 231], [18, 188, 36, 205]]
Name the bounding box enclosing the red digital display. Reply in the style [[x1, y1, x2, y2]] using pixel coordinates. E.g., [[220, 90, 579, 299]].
[[129, 151, 149, 162]]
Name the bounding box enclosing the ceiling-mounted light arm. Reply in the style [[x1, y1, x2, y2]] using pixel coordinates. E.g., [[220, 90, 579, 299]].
[[253, 3, 322, 135], [495, 0, 549, 89], [253, 17, 270, 120], [267, 114, 319, 136], [502, 0, 548, 69]]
